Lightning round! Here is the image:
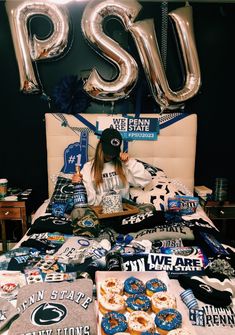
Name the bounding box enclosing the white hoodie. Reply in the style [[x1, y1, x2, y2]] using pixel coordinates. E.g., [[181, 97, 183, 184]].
[[81, 158, 152, 206]]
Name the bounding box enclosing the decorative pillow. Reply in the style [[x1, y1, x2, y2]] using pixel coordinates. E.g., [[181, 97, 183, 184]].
[[136, 160, 167, 179], [130, 175, 187, 211], [46, 176, 74, 213]]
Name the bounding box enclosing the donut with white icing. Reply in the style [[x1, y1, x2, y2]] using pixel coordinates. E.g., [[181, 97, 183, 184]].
[[100, 277, 124, 295], [151, 292, 176, 313], [99, 293, 126, 314], [128, 311, 155, 335]]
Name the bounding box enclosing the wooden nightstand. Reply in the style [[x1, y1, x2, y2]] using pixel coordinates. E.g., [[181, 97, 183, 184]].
[[0, 200, 30, 252], [204, 201, 235, 237]]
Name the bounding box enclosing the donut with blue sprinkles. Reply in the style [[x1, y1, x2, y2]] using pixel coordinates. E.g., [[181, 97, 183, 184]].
[[145, 278, 167, 297], [124, 277, 145, 296], [154, 308, 182, 335], [101, 311, 128, 335], [126, 294, 151, 312]]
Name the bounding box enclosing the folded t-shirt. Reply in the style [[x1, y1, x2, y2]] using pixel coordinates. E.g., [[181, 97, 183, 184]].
[[108, 210, 166, 234], [27, 215, 73, 235], [8, 279, 96, 335], [100, 203, 164, 234], [0, 297, 19, 330], [128, 224, 195, 241]]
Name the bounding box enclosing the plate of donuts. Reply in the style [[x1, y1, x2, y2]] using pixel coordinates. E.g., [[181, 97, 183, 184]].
[[95, 271, 197, 335]]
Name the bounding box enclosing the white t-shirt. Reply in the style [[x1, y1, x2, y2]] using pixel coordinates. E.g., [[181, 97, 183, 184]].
[[81, 158, 152, 206]]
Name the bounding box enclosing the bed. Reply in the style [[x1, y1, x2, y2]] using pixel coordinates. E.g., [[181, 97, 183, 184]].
[[45, 112, 197, 196], [1, 112, 234, 335]]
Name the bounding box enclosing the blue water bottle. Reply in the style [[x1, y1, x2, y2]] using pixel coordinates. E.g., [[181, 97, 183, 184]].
[[73, 165, 88, 208]]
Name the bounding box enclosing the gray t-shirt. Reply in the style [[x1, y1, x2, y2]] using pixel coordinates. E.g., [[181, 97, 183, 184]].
[[8, 279, 96, 335]]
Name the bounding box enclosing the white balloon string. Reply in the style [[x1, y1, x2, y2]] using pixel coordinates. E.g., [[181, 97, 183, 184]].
[[28, 18, 51, 105], [160, 106, 165, 115], [111, 101, 115, 115], [161, 1, 168, 71], [34, 59, 52, 109]]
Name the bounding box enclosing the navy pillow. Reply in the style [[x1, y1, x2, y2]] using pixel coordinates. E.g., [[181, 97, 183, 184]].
[[46, 176, 74, 213]]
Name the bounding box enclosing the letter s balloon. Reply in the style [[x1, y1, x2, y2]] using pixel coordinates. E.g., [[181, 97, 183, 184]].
[[81, 0, 141, 101], [5, 0, 70, 94]]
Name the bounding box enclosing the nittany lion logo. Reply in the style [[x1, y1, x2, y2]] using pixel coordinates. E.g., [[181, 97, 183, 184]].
[[52, 219, 68, 225], [31, 303, 67, 326], [111, 138, 121, 147], [199, 284, 212, 293], [60, 183, 74, 194]]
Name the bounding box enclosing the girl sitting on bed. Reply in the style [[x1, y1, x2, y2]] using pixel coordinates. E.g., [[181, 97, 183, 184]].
[[72, 127, 152, 206]]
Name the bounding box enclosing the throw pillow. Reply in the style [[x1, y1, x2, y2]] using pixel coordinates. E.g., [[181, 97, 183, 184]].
[[136, 160, 167, 179], [46, 176, 74, 213], [130, 175, 186, 211]]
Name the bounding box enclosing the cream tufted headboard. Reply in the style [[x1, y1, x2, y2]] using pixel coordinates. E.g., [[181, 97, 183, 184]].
[[45, 113, 197, 197]]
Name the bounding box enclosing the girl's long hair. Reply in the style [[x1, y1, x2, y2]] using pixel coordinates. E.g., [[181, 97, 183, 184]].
[[91, 141, 127, 188]]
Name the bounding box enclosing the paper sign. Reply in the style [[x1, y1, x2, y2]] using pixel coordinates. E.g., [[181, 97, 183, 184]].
[[97, 116, 159, 140], [121, 252, 205, 277]]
